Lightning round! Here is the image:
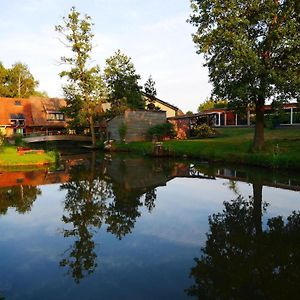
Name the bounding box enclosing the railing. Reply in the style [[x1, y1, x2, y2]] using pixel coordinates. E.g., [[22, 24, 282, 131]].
[[22, 131, 93, 143], [23, 130, 91, 137]]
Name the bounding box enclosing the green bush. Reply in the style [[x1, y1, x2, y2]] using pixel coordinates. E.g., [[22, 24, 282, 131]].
[[194, 124, 217, 138], [118, 123, 127, 142], [0, 131, 5, 150], [14, 134, 24, 146], [147, 122, 175, 140]]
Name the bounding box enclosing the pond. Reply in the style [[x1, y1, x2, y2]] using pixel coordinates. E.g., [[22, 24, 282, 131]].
[[0, 153, 300, 299]]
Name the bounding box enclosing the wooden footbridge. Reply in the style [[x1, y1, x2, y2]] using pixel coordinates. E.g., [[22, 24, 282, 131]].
[[22, 132, 92, 143]]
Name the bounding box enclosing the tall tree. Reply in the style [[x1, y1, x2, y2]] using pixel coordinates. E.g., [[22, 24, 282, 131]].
[[104, 50, 144, 115], [8, 63, 39, 98], [55, 7, 106, 146], [144, 75, 159, 110], [189, 0, 300, 150], [0, 62, 39, 98], [144, 75, 157, 98], [0, 62, 8, 96]]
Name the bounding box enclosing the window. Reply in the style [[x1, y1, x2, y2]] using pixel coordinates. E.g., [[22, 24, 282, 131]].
[[14, 100, 21, 106], [47, 113, 65, 121], [10, 114, 25, 126]]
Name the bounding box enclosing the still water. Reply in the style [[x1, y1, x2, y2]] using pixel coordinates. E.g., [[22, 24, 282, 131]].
[[0, 153, 300, 299]]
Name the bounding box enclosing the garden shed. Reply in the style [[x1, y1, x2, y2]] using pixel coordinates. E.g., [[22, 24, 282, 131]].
[[107, 110, 167, 142]]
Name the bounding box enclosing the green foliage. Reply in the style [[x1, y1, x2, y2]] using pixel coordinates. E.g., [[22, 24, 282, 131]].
[[14, 134, 24, 146], [31, 90, 49, 98], [144, 75, 157, 97], [193, 123, 217, 138], [104, 50, 144, 115], [118, 123, 127, 142], [144, 75, 160, 110], [0, 62, 8, 96], [0, 61, 39, 98], [147, 122, 175, 140], [198, 99, 228, 112], [185, 110, 194, 115], [189, 0, 300, 149], [56, 7, 106, 146], [0, 131, 5, 148]]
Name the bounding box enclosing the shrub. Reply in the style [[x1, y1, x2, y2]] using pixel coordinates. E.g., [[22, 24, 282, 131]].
[[147, 122, 175, 140], [14, 134, 24, 146], [194, 124, 217, 138], [0, 131, 5, 149], [118, 123, 127, 142]]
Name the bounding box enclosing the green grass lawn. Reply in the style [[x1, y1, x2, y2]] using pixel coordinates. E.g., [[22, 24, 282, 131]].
[[116, 127, 300, 169], [0, 145, 56, 167]]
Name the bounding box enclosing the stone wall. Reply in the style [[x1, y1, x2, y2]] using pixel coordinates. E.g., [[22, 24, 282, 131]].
[[107, 110, 166, 142]]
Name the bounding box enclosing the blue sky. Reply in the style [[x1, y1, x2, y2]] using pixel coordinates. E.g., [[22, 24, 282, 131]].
[[0, 0, 212, 112]]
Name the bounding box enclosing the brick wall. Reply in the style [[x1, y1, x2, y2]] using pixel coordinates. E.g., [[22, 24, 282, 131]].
[[107, 110, 166, 142]]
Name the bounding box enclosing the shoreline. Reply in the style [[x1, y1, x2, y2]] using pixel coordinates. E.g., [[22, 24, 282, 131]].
[[114, 134, 300, 171]]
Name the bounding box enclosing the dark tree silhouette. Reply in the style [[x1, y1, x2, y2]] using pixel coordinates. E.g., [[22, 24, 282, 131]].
[[105, 184, 142, 240], [59, 164, 111, 283], [144, 188, 157, 213], [0, 185, 41, 214], [187, 182, 300, 299]]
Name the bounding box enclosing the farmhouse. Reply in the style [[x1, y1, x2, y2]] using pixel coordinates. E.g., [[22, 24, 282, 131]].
[[0, 97, 67, 136]]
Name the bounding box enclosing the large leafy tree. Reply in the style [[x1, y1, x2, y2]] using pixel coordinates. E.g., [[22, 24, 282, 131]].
[[189, 0, 300, 150], [0, 62, 8, 96], [104, 50, 144, 115], [8, 62, 39, 98], [55, 7, 106, 146], [0, 62, 39, 98]]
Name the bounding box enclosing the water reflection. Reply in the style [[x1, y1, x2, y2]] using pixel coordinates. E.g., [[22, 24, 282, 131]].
[[0, 185, 41, 214], [59, 163, 110, 283], [0, 154, 300, 292], [187, 180, 300, 299], [59, 155, 175, 282]]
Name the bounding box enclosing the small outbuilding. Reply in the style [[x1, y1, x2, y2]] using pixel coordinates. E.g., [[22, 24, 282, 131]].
[[107, 110, 167, 142]]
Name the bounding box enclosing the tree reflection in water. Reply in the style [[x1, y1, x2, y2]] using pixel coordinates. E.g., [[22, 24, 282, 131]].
[[187, 181, 300, 299], [59, 161, 112, 284], [144, 188, 157, 213], [0, 185, 41, 214], [59, 156, 162, 283]]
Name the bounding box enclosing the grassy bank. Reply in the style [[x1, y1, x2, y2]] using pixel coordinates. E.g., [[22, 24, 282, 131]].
[[115, 127, 300, 170], [0, 145, 56, 167]]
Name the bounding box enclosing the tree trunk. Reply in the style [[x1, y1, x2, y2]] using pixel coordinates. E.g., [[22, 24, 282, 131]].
[[253, 98, 265, 151], [89, 115, 96, 147], [252, 181, 263, 236], [18, 74, 21, 98]]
